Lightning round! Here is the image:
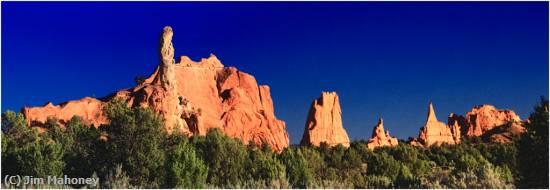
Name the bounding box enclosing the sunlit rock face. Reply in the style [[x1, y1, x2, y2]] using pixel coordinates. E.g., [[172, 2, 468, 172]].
[[300, 92, 350, 147], [21, 26, 289, 152], [411, 103, 524, 146], [465, 105, 522, 137], [22, 97, 108, 128], [414, 102, 460, 146], [367, 118, 398, 150], [454, 105, 525, 143]]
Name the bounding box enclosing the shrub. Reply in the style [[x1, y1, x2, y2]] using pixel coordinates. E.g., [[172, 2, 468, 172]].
[[99, 98, 167, 187], [16, 137, 65, 178], [102, 164, 134, 189], [2, 111, 64, 178], [63, 116, 102, 179], [192, 128, 247, 188], [365, 175, 393, 188], [165, 140, 208, 188], [1, 110, 27, 134], [450, 162, 515, 189], [246, 147, 286, 184], [279, 147, 314, 188], [366, 151, 402, 182], [134, 76, 146, 85]]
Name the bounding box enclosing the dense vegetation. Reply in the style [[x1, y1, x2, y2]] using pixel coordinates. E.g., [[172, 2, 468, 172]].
[[1, 98, 548, 188]]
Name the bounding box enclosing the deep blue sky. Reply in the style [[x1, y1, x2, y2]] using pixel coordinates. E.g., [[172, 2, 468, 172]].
[[2, 2, 548, 144]]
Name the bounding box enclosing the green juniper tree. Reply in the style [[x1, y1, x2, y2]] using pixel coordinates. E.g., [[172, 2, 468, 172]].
[[165, 139, 208, 188], [99, 98, 167, 187], [518, 97, 549, 188]]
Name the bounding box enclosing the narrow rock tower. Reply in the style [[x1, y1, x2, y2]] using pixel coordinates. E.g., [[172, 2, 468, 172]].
[[159, 26, 176, 89], [300, 92, 350, 147], [150, 26, 187, 134]]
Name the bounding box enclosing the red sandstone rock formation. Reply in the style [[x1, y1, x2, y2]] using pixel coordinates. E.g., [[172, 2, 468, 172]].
[[415, 102, 460, 146], [367, 118, 398, 149], [300, 92, 350, 147], [21, 26, 289, 152], [465, 105, 522, 137], [416, 104, 524, 145], [22, 97, 107, 127]]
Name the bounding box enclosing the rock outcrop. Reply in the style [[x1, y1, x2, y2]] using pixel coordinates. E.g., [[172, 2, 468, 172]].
[[367, 118, 398, 149], [441, 105, 525, 143], [413, 104, 524, 145], [21, 26, 289, 152], [150, 26, 187, 134], [300, 92, 350, 147], [22, 97, 108, 127], [414, 102, 460, 146], [465, 105, 522, 137]]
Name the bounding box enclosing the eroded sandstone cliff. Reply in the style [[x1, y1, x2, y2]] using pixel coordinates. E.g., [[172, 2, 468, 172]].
[[22, 97, 108, 128], [21, 26, 289, 152], [465, 105, 523, 138]]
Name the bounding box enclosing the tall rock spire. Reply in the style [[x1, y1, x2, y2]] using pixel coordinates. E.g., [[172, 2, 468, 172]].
[[427, 101, 438, 122], [414, 101, 459, 146], [160, 26, 174, 62], [153, 26, 186, 134], [159, 26, 176, 89]]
